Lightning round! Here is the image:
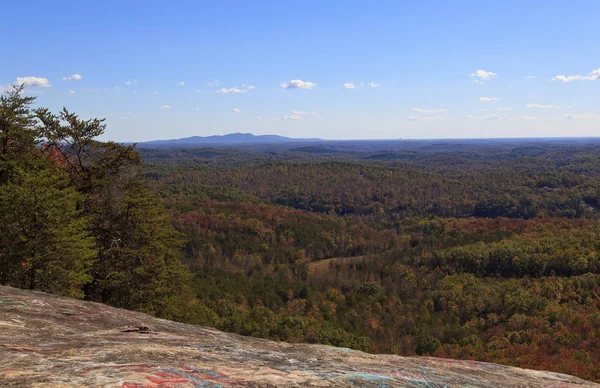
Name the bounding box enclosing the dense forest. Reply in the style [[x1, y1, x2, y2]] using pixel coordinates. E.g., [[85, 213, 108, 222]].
[[2, 87, 600, 382]]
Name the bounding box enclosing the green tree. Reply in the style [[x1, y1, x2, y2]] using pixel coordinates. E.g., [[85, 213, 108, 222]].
[[86, 178, 196, 321], [0, 164, 96, 298], [0, 86, 39, 184]]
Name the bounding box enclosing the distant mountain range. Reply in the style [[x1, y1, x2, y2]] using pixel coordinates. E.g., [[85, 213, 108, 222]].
[[135, 133, 322, 148]]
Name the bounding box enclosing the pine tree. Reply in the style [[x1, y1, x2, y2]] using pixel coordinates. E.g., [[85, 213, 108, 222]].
[[0, 85, 39, 184], [0, 163, 96, 298], [86, 178, 196, 320]]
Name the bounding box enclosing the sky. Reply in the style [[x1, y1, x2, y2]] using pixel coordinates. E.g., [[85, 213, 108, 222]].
[[1, 0, 600, 142]]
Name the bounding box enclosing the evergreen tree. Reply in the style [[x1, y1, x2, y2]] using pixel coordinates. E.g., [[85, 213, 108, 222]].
[[87, 178, 196, 320], [0, 163, 96, 298], [0, 86, 38, 184]]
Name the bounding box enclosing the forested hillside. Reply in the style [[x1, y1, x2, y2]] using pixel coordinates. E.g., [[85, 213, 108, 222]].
[[2, 87, 600, 382]]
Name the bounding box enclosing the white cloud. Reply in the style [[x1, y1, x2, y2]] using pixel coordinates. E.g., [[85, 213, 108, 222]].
[[253, 117, 263, 121], [470, 69, 497, 82], [292, 110, 321, 118], [526, 104, 561, 109], [497, 107, 512, 111], [267, 118, 279, 121], [14, 76, 52, 88], [208, 80, 220, 86], [479, 97, 499, 102], [407, 116, 445, 121], [368, 82, 380, 88], [561, 113, 600, 120], [232, 108, 241, 113], [525, 76, 536, 79], [177, 81, 185, 86], [513, 116, 541, 121], [127, 112, 132, 115], [125, 80, 137, 85], [153, 90, 160, 95], [342, 82, 355, 89], [62, 74, 82, 81], [120, 116, 128, 120], [465, 114, 508, 121], [195, 89, 201, 93], [160, 105, 170, 109], [280, 79, 317, 89], [216, 87, 247, 94], [552, 68, 600, 82], [465, 114, 541, 121], [68, 90, 75, 94], [248, 85, 256, 89], [283, 115, 302, 120], [195, 108, 200, 111], [412, 108, 450, 113]]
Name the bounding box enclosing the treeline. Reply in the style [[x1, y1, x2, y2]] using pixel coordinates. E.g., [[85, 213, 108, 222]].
[[0, 87, 195, 320], [146, 161, 600, 220]]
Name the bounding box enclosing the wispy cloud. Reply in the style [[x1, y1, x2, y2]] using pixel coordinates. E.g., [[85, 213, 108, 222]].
[[14, 76, 52, 88], [525, 76, 536, 80], [407, 116, 445, 121], [561, 113, 600, 120], [177, 81, 185, 86], [497, 107, 512, 111], [479, 97, 499, 102], [552, 68, 600, 82], [125, 80, 138, 85], [342, 82, 355, 89], [62, 74, 82, 81], [283, 115, 302, 120], [526, 104, 561, 109], [465, 114, 507, 120], [216, 87, 247, 94], [68, 90, 75, 94], [293, 110, 321, 118], [208, 80, 220, 86], [280, 79, 317, 89], [368, 82, 380, 88], [253, 117, 263, 121], [232, 108, 241, 113], [470, 69, 497, 83], [160, 105, 170, 109], [412, 108, 449, 113], [153, 90, 160, 95]]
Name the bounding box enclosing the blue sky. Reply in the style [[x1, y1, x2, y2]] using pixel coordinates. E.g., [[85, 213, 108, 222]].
[[2, 0, 599, 141]]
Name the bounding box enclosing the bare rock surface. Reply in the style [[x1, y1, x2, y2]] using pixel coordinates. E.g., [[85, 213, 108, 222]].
[[0, 286, 598, 387]]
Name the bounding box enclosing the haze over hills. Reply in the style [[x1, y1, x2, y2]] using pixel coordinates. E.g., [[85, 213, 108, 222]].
[[133, 132, 600, 151], [134, 132, 323, 148]]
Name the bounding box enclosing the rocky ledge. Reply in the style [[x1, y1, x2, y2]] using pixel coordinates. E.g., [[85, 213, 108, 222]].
[[1, 286, 598, 387]]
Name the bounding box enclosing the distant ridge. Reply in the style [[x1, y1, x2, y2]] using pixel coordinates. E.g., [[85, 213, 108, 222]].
[[135, 132, 322, 148]]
